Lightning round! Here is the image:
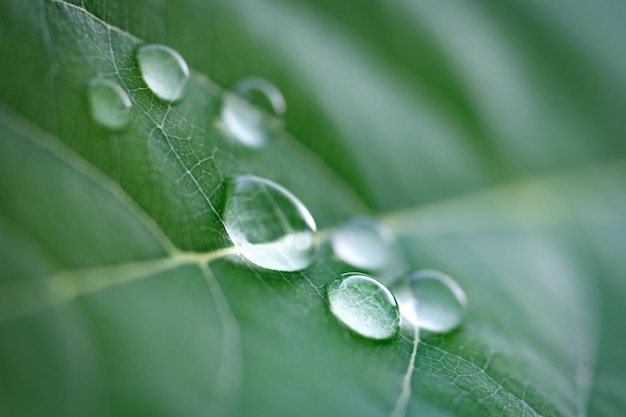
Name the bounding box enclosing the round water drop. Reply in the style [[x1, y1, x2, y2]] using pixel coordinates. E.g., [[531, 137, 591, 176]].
[[221, 77, 285, 148], [326, 273, 400, 341], [136, 44, 189, 102], [396, 270, 467, 333], [87, 78, 132, 130], [331, 216, 393, 270], [223, 175, 317, 271]]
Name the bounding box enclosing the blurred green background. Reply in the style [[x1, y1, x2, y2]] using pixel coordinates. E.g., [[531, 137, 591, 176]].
[[1, 0, 625, 416]]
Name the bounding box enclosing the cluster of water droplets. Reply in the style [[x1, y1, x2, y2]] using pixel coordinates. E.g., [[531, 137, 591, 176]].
[[88, 43, 285, 151], [86, 43, 468, 343], [88, 43, 191, 129], [326, 270, 467, 340]]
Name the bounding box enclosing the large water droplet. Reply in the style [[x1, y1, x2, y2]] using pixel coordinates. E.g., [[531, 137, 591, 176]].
[[395, 270, 467, 333], [331, 216, 393, 270], [220, 77, 285, 148], [223, 175, 317, 271], [136, 44, 189, 102], [87, 78, 132, 130], [326, 273, 400, 341]]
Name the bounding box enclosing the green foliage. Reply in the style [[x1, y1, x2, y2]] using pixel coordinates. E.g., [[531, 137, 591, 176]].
[[1, 0, 625, 416]]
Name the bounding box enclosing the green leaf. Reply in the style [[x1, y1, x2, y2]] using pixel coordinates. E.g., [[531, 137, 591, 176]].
[[1, 0, 625, 416]]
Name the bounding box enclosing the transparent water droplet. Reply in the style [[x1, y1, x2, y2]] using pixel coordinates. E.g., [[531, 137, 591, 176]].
[[223, 175, 317, 271], [87, 78, 132, 130], [326, 273, 400, 341], [331, 216, 393, 270], [395, 270, 467, 333], [136, 44, 189, 102], [220, 77, 285, 148]]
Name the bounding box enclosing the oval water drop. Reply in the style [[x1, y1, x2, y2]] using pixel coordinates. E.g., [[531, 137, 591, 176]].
[[327, 273, 400, 341], [395, 270, 467, 333], [221, 77, 285, 148], [331, 216, 393, 270], [136, 44, 189, 102], [87, 78, 132, 130], [223, 175, 317, 271]]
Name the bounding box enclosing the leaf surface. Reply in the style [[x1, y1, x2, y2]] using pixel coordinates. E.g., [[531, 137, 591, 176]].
[[0, 1, 625, 416]]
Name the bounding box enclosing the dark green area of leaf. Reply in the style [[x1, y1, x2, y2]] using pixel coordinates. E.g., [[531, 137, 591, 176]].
[[1, 0, 625, 416]]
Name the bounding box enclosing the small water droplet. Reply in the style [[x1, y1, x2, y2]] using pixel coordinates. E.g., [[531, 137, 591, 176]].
[[331, 216, 393, 270], [223, 175, 317, 271], [87, 78, 132, 130], [326, 273, 400, 341], [136, 44, 189, 102], [395, 270, 467, 333], [221, 77, 285, 148]]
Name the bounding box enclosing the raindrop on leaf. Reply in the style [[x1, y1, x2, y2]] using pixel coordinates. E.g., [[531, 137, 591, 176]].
[[136, 44, 189, 102], [87, 78, 132, 130], [394, 270, 467, 333], [326, 272, 400, 341], [223, 175, 317, 271], [331, 216, 393, 270], [221, 77, 286, 148]]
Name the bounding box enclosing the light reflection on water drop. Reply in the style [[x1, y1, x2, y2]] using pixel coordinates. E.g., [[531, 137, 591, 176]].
[[326, 272, 400, 341], [221, 77, 286, 148], [87, 78, 132, 130], [395, 270, 467, 333], [136, 44, 190, 102], [331, 216, 393, 270], [222, 175, 317, 271]]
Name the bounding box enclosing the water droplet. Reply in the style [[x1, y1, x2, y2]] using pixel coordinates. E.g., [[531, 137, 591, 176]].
[[234, 77, 286, 116], [326, 273, 400, 341], [223, 175, 317, 271], [331, 216, 393, 270], [136, 44, 189, 102], [87, 78, 132, 130], [395, 270, 467, 333], [221, 77, 285, 148]]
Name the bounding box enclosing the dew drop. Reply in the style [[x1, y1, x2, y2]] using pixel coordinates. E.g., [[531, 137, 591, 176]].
[[331, 216, 393, 270], [87, 78, 132, 130], [221, 77, 286, 148], [136, 44, 190, 102], [326, 273, 400, 341], [223, 175, 317, 271], [395, 270, 467, 333]]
